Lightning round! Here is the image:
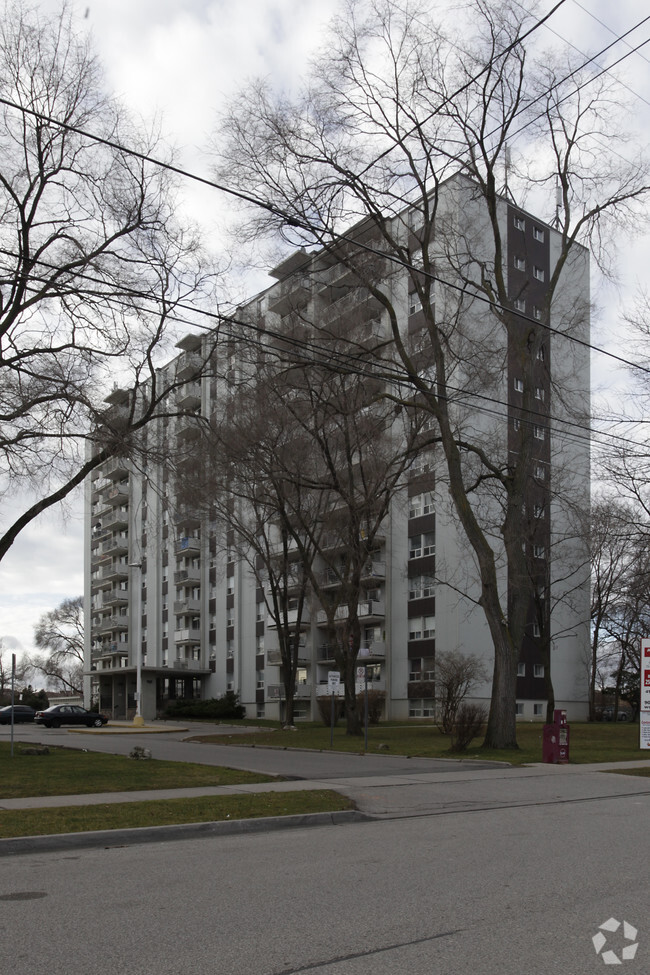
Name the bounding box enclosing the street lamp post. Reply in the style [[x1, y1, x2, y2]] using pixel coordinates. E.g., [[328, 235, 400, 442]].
[[128, 561, 145, 727]]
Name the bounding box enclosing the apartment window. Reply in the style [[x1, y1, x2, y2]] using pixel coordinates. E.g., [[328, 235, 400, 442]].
[[410, 451, 434, 476], [533, 703, 544, 716], [535, 463, 546, 480], [534, 504, 544, 519], [533, 621, 541, 637], [409, 698, 435, 718], [534, 426, 546, 441], [409, 536, 422, 559], [409, 659, 422, 681], [534, 664, 545, 678], [533, 305, 542, 321], [536, 345, 545, 361], [408, 619, 422, 641], [533, 545, 545, 559], [535, 386, 545, 401], [514, 297, 526, 312], [514, 216, 525, 231], [533, 265, 544, 281], [410, 575, 434, 600], [409, 496, 422, 519], [533, 227, 544, 242], [514, 377, 524, 393], [409, 293, 422, 316], [410, 491, 434, 518], [408, 578, 422, 600], [517, 662, 526, 677], [514, 256, 526, 271], [409, 616, 435, 640], [513, 418, 521, 432], [422, 531, 435, 556]]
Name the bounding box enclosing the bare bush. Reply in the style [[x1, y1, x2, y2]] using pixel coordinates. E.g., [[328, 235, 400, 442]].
[[450, 704, 488, 753], [436, 651, 487, 735]]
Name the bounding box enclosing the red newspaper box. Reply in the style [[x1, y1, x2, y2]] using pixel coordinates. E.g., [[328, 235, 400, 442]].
[[542, 708, 569, 764]]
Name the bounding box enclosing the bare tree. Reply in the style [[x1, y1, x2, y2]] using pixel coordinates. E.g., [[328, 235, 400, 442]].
[[27, 595, 84, 696], [214, 0, 646, 746], [181, 308, 422, 734], [436, 649, 486, 735], [0, 0, 217, 563], [0, 640, 29, 701]]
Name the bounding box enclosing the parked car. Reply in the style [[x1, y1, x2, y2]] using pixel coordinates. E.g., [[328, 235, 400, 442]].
[[35, 705, 108, 728], [0, 704, 36, 724], [601, 707, 629, 722]]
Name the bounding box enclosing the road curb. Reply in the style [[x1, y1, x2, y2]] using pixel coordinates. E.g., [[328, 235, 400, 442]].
[[0, 809, 374, 857]]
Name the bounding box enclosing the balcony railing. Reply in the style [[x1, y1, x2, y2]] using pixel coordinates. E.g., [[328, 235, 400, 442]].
[[173, 598, 201, 615], [316, 600, 385, 626], [266, 683, 312, 700], [174, 566, 201, 585], [174, 628, 201, 645]]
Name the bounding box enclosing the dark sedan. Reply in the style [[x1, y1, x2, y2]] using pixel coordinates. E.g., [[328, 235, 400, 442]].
[[0, 704, 36, 724], [35, 705, 108, 728]]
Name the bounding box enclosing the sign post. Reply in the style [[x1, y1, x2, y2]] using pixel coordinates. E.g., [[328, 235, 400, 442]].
[[641, 640, 650, 750], [327, 671, 340, 748]]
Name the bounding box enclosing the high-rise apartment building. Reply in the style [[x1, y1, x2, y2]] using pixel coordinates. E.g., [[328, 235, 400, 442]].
[[84, 176, 590, 722]]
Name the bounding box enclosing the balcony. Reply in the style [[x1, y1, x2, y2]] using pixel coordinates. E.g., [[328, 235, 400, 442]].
[[267, 274, 311, 317], [176, 416, 202, 441], [174, 597, 201, 615], [357, 640, 386, 659], [266, 645, 309, 667], [103, 457, 130, 481], [266, 607, 310, 630], [174, 628, 201, 645], [174, 507, 201, 531], [175, 351, 203, 383], [95, 612, 129, 636], [317, 644, 337, 663], [361, 560, 386, 581], [103, 509, 129, 531], [176, 381, 202, 410], [175, 535, 201, 557], [320, 287, 382, 327], [174, 566, 201, 585], [316, 600, 385, 626], [266, 683, 312, 701], [101, 534, 129, 557], [105, 482, 130, 506], [104, 587, 129, 607], [100, 560, 130, 583]]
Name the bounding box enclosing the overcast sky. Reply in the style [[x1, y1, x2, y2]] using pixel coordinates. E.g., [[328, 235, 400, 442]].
[[1, 0, 649, 666]]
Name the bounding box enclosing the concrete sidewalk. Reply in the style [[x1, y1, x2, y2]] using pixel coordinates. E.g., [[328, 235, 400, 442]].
[[3, 750, 650, 857]]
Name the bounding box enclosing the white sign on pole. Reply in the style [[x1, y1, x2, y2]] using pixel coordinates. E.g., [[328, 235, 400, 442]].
[[640, 712, 650, 750], [641, 640, 650, 713], [327, 671, 340, 694]]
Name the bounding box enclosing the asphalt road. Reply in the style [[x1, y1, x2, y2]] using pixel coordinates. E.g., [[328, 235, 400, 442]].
[[0, 720, 503, 779], [1, 789, 648, 975]]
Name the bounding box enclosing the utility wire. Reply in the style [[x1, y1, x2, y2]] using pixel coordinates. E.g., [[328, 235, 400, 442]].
[[4, 246, 649, 460]]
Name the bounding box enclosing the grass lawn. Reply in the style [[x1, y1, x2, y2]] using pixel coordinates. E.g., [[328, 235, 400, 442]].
[[0, 741, 275, 799], [0, 790, 354, 839], [188, 720, 647, 766]]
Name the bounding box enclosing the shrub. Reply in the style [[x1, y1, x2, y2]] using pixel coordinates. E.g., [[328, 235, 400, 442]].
[[317, 694, 343, 727], [355, 689, 385, 725], [163, 691, 245, 720], [450, 703, 487, 752]]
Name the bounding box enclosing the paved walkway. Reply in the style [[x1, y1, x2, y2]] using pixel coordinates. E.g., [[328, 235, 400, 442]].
[[3, 721, 650, 855]]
